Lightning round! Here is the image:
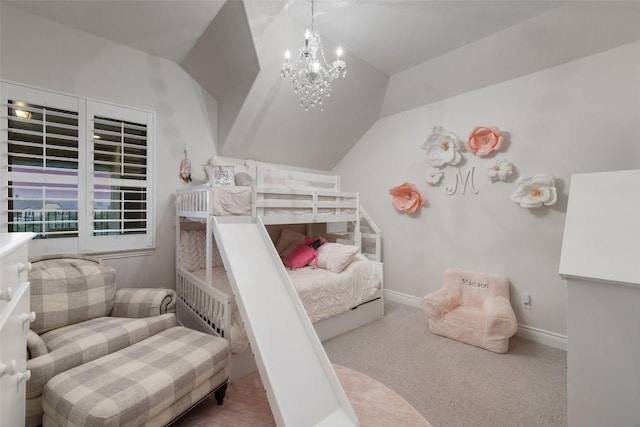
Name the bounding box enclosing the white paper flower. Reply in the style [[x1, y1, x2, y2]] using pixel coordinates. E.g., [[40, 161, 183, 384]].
[[487, 159, 514, 181], [510, 175, 558, 208], [425, 169, 443, 185], [421, 126, 462, 168]]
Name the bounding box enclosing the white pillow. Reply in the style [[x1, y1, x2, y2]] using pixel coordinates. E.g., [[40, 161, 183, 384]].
[[204, 164, 235, 186], [317, 243, 359, 273], [234, 171, 255, 187]]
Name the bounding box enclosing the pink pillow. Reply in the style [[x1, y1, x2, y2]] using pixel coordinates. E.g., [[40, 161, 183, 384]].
[[283, 244, 318, 269]]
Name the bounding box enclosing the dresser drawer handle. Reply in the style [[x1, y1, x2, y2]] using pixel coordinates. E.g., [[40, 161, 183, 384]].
[[0, 287, 12, 302], [0, 360, 17, 378], [18, 262, 32, 273], [16, 369, 31, 383], [22, 311, 36, 325]]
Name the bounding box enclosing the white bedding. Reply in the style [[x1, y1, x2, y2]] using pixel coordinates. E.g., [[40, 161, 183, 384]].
[[208, 186, 356, 217], [190, 254, 381, 353], [288, 254, 381, 323], [211, 185, 251, 216]]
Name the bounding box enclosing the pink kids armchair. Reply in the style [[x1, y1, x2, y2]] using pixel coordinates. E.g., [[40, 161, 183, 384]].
[[420, 268, 518, 353]]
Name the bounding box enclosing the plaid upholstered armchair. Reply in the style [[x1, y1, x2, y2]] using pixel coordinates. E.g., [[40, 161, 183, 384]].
[[25, 255, 178, 427]]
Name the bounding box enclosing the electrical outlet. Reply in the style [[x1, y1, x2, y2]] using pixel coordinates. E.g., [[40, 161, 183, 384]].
[[521, 293, 531, 309]]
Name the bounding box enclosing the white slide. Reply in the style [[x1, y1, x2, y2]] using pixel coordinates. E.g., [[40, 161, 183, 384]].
[[213, 216, 359, 427]]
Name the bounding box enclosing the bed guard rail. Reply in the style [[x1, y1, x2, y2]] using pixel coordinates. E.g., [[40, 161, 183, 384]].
[[176, 183, 211, 219], [176, 268, 232, 339], [359, 206, 381, 262]]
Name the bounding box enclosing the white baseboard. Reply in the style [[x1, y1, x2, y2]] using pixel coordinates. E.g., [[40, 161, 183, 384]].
[[515, 324, 567, 351], [384, 289, 567, 351], [384, 289, 422, 307]]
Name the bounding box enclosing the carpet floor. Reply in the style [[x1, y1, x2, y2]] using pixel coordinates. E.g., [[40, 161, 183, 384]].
[[173, 300, 566, 426], [323, 300, 567, 427], [173, 364, 432, 426]]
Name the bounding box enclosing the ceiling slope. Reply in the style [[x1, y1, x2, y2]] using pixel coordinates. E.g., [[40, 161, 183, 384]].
[[7, 1, 640, 170], [216, 0, 388, 170], [381, 1, 640, 118], [181, 1, 260, 149], [2, 0, 225, 63]]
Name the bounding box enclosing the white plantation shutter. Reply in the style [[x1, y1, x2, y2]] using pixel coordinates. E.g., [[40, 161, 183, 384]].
[[86, 101, 154, 252], [1, 82, 154, 255], [1, 83, 83, 253]]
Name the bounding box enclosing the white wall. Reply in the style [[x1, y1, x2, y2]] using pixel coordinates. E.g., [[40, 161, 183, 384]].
[[380, 1, 640, 118], [334, 41, 640, 344], [0, 5, 219, 288]]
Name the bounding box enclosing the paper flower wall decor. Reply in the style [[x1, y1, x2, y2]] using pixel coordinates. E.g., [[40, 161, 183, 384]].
[[421, 126, 462, 168], [487, 159, 514, 181], [467, 126, 504, 157], [510, 175, 558, 208], [389, 182, 425, 214], [425, 169, 443, 185]]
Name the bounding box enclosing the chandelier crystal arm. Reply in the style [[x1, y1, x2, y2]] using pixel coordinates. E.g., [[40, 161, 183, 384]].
[[281, 0, 347, 111]]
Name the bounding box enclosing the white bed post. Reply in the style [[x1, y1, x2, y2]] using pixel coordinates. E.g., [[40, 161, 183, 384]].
[[354, 193, 362, 250], [175, 194, 181, 295], [206, 216, 213, 287]]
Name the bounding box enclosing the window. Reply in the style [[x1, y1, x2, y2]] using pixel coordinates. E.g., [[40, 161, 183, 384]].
[[1, 82, 154, 254]]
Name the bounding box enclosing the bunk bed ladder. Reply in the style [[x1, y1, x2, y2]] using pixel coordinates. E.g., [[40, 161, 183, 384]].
[[359, 206, 381, 262], [213, 216, 359, 427]]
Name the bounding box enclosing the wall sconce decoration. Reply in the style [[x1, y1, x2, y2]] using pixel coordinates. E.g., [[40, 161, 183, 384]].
[[510, 175, 557, 208], [487, 159, 514, 181], [389, 182, 425, 214], [467, 126, 504, 157], [421, 126, 463, 168]]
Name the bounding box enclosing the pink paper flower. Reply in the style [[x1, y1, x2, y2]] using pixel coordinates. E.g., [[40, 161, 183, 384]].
[[389, 183, 425, 214], [467, 126, 504, 157]]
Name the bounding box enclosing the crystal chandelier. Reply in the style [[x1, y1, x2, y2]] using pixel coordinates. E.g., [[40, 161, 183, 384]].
[[281, 0, 346, 111]]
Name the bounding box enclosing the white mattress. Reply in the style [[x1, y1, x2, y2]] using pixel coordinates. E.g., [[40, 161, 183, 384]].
[[190, 254, 381, 353]]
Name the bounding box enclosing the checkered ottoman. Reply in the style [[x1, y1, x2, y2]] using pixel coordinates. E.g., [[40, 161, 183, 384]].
[[41, 327, 229, 427]]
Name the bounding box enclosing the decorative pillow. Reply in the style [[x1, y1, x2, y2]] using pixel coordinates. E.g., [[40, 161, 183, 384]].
[[305, 236, 327, 249], [28, 256, 117, 334], [317, 243, 360, 273], [235, 171, 256, 187], [283, 244, 318, 269], [204, 164, 235, 186], [275, 228, 307, 257]]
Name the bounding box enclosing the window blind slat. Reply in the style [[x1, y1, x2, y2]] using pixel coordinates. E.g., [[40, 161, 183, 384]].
[[91, 111, 149, 239], [94, 117, 147, 131], [5, 96, 80, 240], [94, 129, 147, 140]]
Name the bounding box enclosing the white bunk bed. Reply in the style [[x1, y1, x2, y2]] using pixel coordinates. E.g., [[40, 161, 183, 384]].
[[175, 165, 383, 377]]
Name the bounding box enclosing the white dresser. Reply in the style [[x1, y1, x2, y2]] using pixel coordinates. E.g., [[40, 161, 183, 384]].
[[560, 170, 640, 427], [0, 232, 35, 427]]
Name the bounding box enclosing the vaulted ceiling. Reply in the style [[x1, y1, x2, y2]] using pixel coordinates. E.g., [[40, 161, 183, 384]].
[[7, 0, 640, 169]]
